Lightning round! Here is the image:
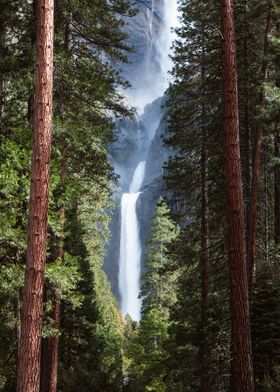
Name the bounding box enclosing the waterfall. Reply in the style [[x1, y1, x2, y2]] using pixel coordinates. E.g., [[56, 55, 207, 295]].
[[119, 162, 146, 321], [117, 0, 179, 321]]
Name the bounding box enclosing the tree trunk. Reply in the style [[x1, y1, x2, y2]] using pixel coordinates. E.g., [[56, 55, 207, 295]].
[[40, 15, 71, 390], [275, 133, 280, 245], [16, 1, 54, 391], [16, 290, 22, 385], [264, 154, 269, 260], [243, 0, 252, 238], [246, 7, 272, 288], [220, 0, 254, 390], [0, 2, 5, 133], [200, 133, 210, 392], [40, 290, 61, 392], [200, 40, 210, 390], [0, 74, 4, 132]]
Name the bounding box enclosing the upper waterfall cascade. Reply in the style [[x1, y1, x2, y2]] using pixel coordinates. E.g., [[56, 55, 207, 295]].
[[106, 0, 178, 321], [125, 0, 178, 112]]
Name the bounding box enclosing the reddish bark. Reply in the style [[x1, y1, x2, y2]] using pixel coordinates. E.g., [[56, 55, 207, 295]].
[[220, 0, 254, 390], [0, 74, 4, 132], [0, 5, 5, 133], [200, 136, 210, 392], [16, 1, 54, 391], [40, 290, 61, 392], [247, 8, 272, 288], [275, 134, 280, 245], [200, 41, 210, 390], [242, 0, 252, 237], [264, 156, 269, 260], [40, 16, 71, 390]]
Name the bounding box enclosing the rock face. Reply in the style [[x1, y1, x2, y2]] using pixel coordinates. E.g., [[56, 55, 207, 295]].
[[120, 0, 167, 109], [110, 117, 148, 192], [142, 97, 169, 187], [139, 108, 170, 263], [104, 0, 171, 301]]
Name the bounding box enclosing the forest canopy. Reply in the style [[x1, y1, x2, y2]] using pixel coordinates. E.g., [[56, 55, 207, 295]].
[[0, 1, 280, 392]]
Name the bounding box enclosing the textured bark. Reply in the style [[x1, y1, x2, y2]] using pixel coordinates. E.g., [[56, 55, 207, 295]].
[[220, 1, 254, 391], [16, 1, 54, 392], [243, 0, 252, 237], [274, 24, 280, 247], [247, 8, 272, 288], [16, 291, 22, 383], [264, 156, 269, 260], [0, 74, 4, 132], [200, 42, 210, 391], [0, 5, 5, 133], [275, 134, 280, 245], [200, 135, 210, 392], [40, 17, 71, 390], [40, 290, 61, 392]]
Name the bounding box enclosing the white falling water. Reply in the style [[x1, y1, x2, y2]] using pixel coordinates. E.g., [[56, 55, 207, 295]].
[[125, 0, 179, 112], [119, 162, 146, 321], [118, 0, 179, 321]]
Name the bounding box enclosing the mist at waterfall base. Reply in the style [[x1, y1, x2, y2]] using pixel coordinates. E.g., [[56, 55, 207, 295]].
[[113, 0, 179, 322]]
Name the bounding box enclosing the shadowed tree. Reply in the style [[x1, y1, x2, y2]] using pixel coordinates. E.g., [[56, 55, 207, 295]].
[[220, 0, 254, 390]]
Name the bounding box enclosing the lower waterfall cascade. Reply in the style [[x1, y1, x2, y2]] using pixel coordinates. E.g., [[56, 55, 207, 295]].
[[119, 162, 146, 321]]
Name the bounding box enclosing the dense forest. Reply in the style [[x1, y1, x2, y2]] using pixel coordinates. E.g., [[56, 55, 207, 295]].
[[1, 0, 280, 391]]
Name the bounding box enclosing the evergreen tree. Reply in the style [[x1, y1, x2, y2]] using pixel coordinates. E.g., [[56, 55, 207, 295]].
[[17, 2, 55, 391], [0, 0, 134, 389], [220, 0, 254, 389], [251, 264, 280, 390], [126, 199, 178, 392], [141, 198, 178, 315], [165, 0, 231, 389], [2, 1, 280, 391]]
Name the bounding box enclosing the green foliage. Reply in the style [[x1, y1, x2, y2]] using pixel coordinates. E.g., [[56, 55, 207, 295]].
[[45, 253, 82, 306], [141, 198, 178, 316], [126, 309, 170, 392], [125, 200, 178, 392], [163, 0, 231, 389], [1, 0, 280, 391], [57, 189, 124, 392], [262, 365, 280, 391], [0, 0, 133, 390], [251, 263, 280, 390]]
